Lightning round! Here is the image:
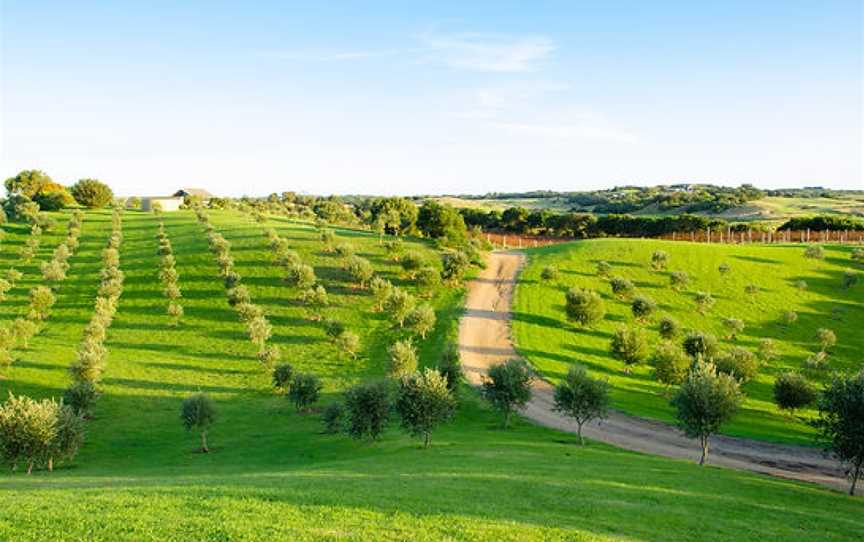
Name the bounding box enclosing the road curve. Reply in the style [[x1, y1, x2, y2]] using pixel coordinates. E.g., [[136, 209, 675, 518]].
[[457, 250, 847, 492]]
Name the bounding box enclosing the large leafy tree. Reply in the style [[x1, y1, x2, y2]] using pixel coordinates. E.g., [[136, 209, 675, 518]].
[[814, 370, 864, 496], [70, 179, 114, 208], [417, 201, 467, 247]]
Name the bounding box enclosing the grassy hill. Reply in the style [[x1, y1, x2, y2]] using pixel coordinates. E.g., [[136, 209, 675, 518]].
[[513, 239, 863, 445], [0, 211, 861, 541]]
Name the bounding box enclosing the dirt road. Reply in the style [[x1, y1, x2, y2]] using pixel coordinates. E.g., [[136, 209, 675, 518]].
[[457, 251, 848, 492]]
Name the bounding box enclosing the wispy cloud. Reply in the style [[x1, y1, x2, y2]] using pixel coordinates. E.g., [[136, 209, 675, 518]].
[[257, 49, 403, 62], [419, 33, 555, 73]]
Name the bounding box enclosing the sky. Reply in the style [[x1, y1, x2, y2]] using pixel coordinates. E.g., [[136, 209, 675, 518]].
[[1, 1, 862, 197]]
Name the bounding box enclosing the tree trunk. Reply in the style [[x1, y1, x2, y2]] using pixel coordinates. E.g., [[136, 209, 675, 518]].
[[424, 432, 430, 448], [503, 410, 511, 429], [201, 431, 209, 453], [48, 456, 53, 472], [699, 435, 709, 466], [850, 461, 861, 496], [27, 460, 33, 475], [577, 422, 585, 446]]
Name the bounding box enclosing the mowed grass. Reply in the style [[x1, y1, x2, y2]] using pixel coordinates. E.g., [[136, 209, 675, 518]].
[[0, 212, 861, 541], [513, 238, 864, 445]]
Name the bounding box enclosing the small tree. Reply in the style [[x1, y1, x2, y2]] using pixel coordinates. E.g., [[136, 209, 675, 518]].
[[388, 340, 418, 378], [564, 288, 605, 327], [596, 261, 612, 277], [609, 276, 635, 299], [814, 370, 864, 495], [714, 347, 759, 383], [11, 318, 38, 349], [693, 291, 715, 315], [481, 359, 533, 429], [658, 315, 681, 340], [437, 342, 463, 395], [721, 317, 745, 340], [782, 311, 798, 327], [335, 331, 361, 359], [400, 251, 425, 278], [27, 286, 56, 321], [319, 228, 336, 252], [272, 363, 294, 392], [167, 301, 184, 326], [370, 277, 393, 312], [415, 266, 441, 294], [671, 360, 742, 465], [288, 373, 322, 412], [384, 288, 415, 328], [841, 270, 858, 290], [334, 242, 355, 259], [406, 304, 436, 339], [773, 372, 815, 416], [553, 364, 610, 444], [795, 279, 808, 291], [285, 263, 316, 289], [757, 338, 779, 362], [609, 326, 649, 372], [851, 247, 864, 263], [669, 271, 689, 291], [651, 342, 691, 387], [344, 256, 374, 288], [744, 283, 759, 301], [540, 266, 559, 281], [630, 295, 657, 322], [344, 380, 391, 441], [804, 244, 825, 260], [682, 331, 719, 361], [300, 285, 328, 320], [816, 328, 836, 353], [718, 262, 730, 275], [321, 403, 344, 434], [180, 393, 216, 453], [396, 368, 456, 448], [63, 381, 99, 418], [247, 316, 273, 353], [650, 250, 669, 271]]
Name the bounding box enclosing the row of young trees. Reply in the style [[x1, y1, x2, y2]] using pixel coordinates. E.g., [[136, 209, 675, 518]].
[[65, 208, 125, 418], [156, 223, 184, 326], [195, 208, 279, 371], [41, 210, 84, 282]]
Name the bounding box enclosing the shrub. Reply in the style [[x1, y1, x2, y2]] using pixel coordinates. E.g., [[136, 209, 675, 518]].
[[247, 316, 272, 352], [384, 288, 415, 328], [441, 250, 470, 283], [804, 245, 825, 260], [405, 304, 436, 339], [63, 381, 99, 418], [0, 395, 85, 474], [773, 372, 815, 415], [400, 251, 425, 278], [744, 283, 759, 299], [721, 317, 745, 340], [288, 373, 322, 412], [609, 326, 649, 370], [852, 247, 864, 263], [227, 285, 251, 307], [70, 179, 114, 208], [481, 359, 533, 429], [596, 261, 612, 277], [564, 288, 605, 327], [795, 279, 808, 291], [693, 291, 715, 314], [272, 363, 294, 392], [415, 266, 441, 293], [167, 302, 184, 326], [319, 228, 336, 252], [757, 338, 779, 362], [718, 262, 730, 275], [236, 302, 263, 323], [11, 318, 38, 349], [335, 331, 361, 359], [369, 277, 393, 312], [630, 295, 657, 322], [344, 256, 374, 288], [609, 276, 634, 299], [180, 393, 216, 453], [682, 331, 719, 361], [540, 266, 559, 281], [553, 364, 610, 444], [257, 344, 281, 370], [300, 285, 328, 319], [344, 380, 391, 441], [334, 243, 355, 258], [658, 315, 681, 340], [321, 403, 344, 434], [324, 319, 346, 341], [651, 342, 691, 387], [714, 347, 759, 383], [671, 360, 742, 465], [804, 350, 829, 370], [814, 370, 864, 495], [650, 250, 669, 271], [285, 263, 316, 289], [396, 368, 457, 447], [841, 270, 858, 290], [782, 311, 798, 326], [28, 286, 56, 321], [388, 340, 418, 378], [669, 271, 689, 291], [816, 328, 836, 352], [437, 342, 463, 395]]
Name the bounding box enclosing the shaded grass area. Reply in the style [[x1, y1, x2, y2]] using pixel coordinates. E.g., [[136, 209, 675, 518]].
[[513, 239, 864, 445]]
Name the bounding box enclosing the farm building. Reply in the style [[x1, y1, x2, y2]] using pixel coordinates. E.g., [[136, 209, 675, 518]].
[[141, 196, 183, 212], [173, 187, 213, 201]]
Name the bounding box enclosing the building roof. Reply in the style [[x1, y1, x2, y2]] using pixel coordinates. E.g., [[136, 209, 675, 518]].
[[173, 188, 214, 198]]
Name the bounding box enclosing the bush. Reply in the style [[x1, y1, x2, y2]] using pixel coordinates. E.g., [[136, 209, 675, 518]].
[[553, 364, 610, 444], [803, 350, 829, 370], [481, 359, 533, 429], [714, 347, 759, 383], [757, 338, 779, 362], [180, 393, 216, 453], [335, 331, 361, 359], [405, 304, 436, 339], [272, 363, 294, 392], [370, 277, 393, 312], [415, 266, 441, 293], [0, 394, 85, 474], [384, 288, 415, 328], [630, 295, 657, 322], [441, 250, 470, 283], [388, 340, 417, 378], [321, 403, 344, 434], [718, 262, 730, 275], [344, 380, 391, 441], [564, 288, 605, 327], [400, 251, 425, 277], [773, 372, 815, 415], [396, 368, 457, 447], [669, 271, 689, 291], [609, 326, 649, 370], [63, 381, 99, 418], [344, 256, 374, 288], [804, 245, 825, 260], [721, 317, 745, 340], [682, 331, 719, 361], [650, 250, 669, 271], [852, 247, 864, 263], [334, 243, 355, 258], [814, 370, 864, 495], [540, 266, 559, 281], [437, 342, 463, 395], [651, 342, 690, 387], [70, 179, 114, 208], [288, 373, 322, 412], [816, 328, 836, 352], [596, 261, 612, 277], [658, 315, 681, 340], [609, 276, 634, 299], [671, 360, 742, 465], [782, 311, 798, 326], [693, 291, 715, 314], [841, 270, 858, 290], [324, 319, 346, 341], [744, 283, 759, 299], [28, 286, 56, 321], [285, 263, 316, 289], [795, 279, 808, 291]]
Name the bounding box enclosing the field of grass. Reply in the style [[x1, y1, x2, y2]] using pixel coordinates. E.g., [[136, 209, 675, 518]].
[[513, 239, 863, 445], [0, 211, 861, 540]]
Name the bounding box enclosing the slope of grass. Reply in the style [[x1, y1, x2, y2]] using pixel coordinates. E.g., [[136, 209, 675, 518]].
[[0, 212, 861, 541], [513, 238, 864, 445]]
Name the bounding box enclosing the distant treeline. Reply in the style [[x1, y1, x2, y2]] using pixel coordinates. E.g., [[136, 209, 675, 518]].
[[778, 215, 864, 232]]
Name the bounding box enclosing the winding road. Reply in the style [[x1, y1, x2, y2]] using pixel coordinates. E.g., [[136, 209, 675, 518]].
[[457, 251, 847, 492]]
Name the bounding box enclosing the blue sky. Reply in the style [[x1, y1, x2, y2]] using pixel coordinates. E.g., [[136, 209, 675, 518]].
[[1, 1, 861, 196]]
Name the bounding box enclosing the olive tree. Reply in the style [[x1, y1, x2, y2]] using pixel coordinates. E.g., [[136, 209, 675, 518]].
[[841, 270, 858, 290], [344, 380, 391, 441], [671, 360, 742, 465], [814, 370, 864, 495], [288, 373, 322, 412], [669, 271, 689, 291], [437, 341, 463, 395], [650, 250, 669, 271], [565, 288, 605, 327], [658, 315, 681, 340], [609, 326, 649, 372], [28, 286, 56, 321], [693, 291, 715, 315], [721, 317, 745, 340], [630, 295, 657, 322], [344, 256, 374, 288], [714, 347, 759, 383], [180, 393, 216, 453], [682, 331, 719, 361], [609, 276, 634, 299], [481, 359, 533, 429], [596, 261, 612, 277], [441, 250, 470, 284], [405, 304, 436, 339], [816, 328, 836, 353], [540, 266, 559, 281], [773, 372, 815, 416], [384, 288, 415, 328], [757, 338, 779, 362], [553, 364, 610, 444], [651, 342, 690, 387], [335, 331, 361, 359], [388, 340, 418, 378], [272, 363, 294, 392], [804, 244, 825, 260], [395, 368, 456, 448]]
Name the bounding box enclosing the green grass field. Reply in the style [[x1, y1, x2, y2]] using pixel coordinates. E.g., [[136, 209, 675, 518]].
[[0, 211, 861, 541], [513, 239, 864, 444]]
